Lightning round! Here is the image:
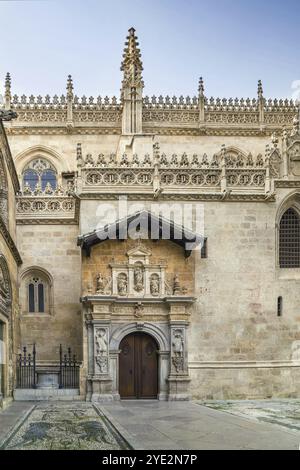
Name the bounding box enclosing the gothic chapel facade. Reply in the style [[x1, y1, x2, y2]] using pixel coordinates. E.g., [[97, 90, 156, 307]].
[[1, 28, 300, 405]]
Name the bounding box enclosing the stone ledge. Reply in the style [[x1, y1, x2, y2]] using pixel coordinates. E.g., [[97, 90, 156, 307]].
[[189, 360, 300, 369], [14, 389, 82, 401]]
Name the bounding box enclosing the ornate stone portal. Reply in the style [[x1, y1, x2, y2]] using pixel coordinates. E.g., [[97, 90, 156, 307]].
[[81, 241, 195, 402]]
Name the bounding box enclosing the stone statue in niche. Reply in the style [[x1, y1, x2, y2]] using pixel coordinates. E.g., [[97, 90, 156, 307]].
[[117, 273, 128, 296], [173, 274, 181, 295], [95, 328, 108, 373], [150, 274, 160, 296], [173, 274, 187, 295], [134, 264, 144, 292], [96, 273, 105, 294], [172, 329, 184, 372]]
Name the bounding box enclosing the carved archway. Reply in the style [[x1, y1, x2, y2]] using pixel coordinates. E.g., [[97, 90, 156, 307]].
[[275, 192, 300, 268], [0, 254, 12, 316], [14, 145, 70, 186], [119, 332, 158, 399], [0, 254, 12, 400], [0, 153, 8, 226], [110, 321, 170, 400], [110, 321, 169, 351]]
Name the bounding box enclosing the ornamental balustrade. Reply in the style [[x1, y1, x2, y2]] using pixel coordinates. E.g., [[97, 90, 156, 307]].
[[16, 188, 78, 223], [4, 75, 298, 129], [78, 150, 268, 192]]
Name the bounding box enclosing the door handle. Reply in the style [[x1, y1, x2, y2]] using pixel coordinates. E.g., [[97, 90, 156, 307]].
[[129, 369, 132, 375]]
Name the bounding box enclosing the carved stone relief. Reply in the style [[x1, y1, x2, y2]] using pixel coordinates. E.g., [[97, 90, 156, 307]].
[[133, 262, 144, 292], [117, 273, 128, 296], [94, 327, 109, 374], [289, 142, 300, 176], [95, 273, 111, 295], [171, 328, 185, 373]]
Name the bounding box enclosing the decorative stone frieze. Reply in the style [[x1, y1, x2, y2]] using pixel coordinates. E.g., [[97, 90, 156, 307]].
[[16, 191, 79, 224]]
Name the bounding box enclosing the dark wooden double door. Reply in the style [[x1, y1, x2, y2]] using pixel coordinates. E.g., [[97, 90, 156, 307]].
[[119, 333, 158, 399]]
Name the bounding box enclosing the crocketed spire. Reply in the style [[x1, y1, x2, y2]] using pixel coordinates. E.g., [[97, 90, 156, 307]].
[[198, 77, 204, 98], [66, 74, 73, 100], [257, 79, 263, 100], [121, 27, 144, 89]]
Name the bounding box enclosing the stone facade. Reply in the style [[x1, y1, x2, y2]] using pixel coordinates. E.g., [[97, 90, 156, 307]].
[[1, 27, 300, 401], [0, 120, 22, 408]]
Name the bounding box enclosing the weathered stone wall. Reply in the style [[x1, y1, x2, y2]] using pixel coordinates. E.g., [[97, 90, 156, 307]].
[[16, 225, 82, 360], [188, 190, 300, 398], [6, 124, 300, 399]]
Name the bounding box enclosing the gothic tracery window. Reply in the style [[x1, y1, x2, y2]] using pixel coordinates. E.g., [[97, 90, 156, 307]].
[[279, 208, 300, 268], [22, 158, 57, 192]]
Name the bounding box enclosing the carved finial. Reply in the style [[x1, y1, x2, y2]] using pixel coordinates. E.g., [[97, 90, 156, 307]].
[[121, 27, 144, 89], [198, 77, 204, 98], [153, 141, 160, 161], [66, 75, 73, 100], [265, 144, 270, 163], [257, 80, 263, 99], [4, 73, 11, 109], [5, 73, 11, 97], [271, 132, 279, 149]]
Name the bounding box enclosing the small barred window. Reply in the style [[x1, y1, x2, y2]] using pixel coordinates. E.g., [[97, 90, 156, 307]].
[[279, 208, 300, 268]]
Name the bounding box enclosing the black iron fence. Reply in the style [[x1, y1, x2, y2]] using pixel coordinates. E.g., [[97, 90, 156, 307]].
[[16, 345, 36, 389], [15, 344, 80, 389], [59, 345, 80, 389]]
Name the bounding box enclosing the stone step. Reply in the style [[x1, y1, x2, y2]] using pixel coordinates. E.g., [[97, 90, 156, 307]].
[[13, 388, 83, 401]]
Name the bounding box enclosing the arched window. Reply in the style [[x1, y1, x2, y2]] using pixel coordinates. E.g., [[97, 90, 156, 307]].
[[279, 208, 300, 268], [28, 276, 45, 313], [21, 268, 53, 315], [22, 158, 57, 192]]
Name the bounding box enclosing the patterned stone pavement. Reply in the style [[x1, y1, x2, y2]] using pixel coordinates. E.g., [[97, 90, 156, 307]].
[[0, 402, 129, 450], [1, 400, 300, 450], [201, 399, 300, 433]]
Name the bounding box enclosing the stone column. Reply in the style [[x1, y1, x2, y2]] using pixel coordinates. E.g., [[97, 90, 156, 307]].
[[167, 302, 191, 401], [158, 350, 170, 401]]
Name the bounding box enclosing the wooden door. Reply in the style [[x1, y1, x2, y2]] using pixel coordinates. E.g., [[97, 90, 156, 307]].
[[119, 333, 158, 399]]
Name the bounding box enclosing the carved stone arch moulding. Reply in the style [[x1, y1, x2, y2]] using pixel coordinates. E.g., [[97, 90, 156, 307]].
[[110, 321, 169, 351], [0, 253, 12, 317], [275, 191, 300, 227], [14, 145, 70, 178], [0, 152, 9, 226], [288, 140, 300, 176], [275, 191, 300, 268], [216, 145, 249, 166], [20, 266, 54, 315]]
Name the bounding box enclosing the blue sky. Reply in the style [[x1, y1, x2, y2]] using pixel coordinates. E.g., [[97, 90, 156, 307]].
[[0, 0, 299, 100]]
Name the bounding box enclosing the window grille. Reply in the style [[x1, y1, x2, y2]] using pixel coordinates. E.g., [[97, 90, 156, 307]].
[[279, 208, 300, 268]]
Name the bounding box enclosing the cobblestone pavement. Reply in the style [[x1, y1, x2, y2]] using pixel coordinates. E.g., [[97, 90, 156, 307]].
[[0, 402, 129, 450], [200, 399, 300, 433], [1, 400, 299, 450]]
